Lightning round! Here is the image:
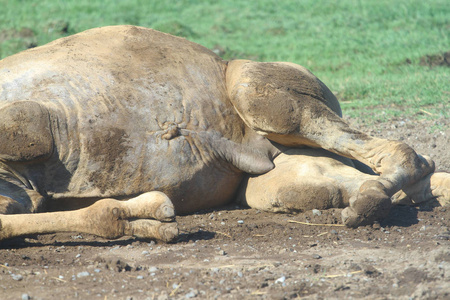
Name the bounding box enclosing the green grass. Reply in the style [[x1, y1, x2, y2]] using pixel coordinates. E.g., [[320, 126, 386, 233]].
[[1, 0, 449, 122]]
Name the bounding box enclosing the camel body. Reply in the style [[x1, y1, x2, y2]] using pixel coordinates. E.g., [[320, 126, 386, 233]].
[[0, 26, 448, 242]]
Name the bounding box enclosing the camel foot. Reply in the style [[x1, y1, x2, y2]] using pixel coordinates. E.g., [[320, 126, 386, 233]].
[[126, 220, 178, 242], [86, 192, 177, 241], [125, 192, 175, 221], [392, 172, 450, 206], [430, 172, 450, 206]]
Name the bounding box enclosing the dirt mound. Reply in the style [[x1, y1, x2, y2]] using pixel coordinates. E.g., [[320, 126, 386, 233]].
[[0, 28, 37, 50], [419, 51, 450, 68], [0, 28, 35, 41]]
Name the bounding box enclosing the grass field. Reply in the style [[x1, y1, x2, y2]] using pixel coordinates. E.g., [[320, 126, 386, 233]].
[[1, 0, 448, 122]]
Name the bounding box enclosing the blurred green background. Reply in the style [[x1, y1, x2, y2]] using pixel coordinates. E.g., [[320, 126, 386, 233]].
[[1, 0, 448, 121]]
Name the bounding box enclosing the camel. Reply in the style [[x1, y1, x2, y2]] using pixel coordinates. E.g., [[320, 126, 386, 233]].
[[0, 25, 448, 243]]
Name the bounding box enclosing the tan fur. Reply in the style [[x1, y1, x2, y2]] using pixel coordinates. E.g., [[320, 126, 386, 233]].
[[0, 26, 448, 242]]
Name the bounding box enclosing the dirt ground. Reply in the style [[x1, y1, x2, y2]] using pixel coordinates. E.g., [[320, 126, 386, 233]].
[[0, 116, 449, 300]]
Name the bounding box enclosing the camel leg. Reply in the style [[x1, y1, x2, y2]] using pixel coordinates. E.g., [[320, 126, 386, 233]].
[[240, 149, 449, 219], [0, 191, 178, 242], [226, 60, 439, 226], [392, 172, 450, 206], [239, 148, 373, 213], [246, 103, 434, 226], [281, 115, 435, 227], [303, 115, 435, 227]]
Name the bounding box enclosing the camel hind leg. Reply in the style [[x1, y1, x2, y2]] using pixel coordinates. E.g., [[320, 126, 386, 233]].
[[240, 148, 449, 223], [227, 60, 435, 227], [239, 148, 373, 214], [392, 172, 450, 207]]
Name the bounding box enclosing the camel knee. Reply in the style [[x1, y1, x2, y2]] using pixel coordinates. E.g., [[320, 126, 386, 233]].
[[82, 199, 129, 239], [0, 101, 54, 162], [368, 141, 435, 191]]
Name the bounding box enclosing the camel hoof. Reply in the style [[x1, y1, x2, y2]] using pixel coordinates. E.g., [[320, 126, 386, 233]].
[[342, 180, 392, 227], [341, 207, 365, 228], [432, 172, 450, 206], [125, 192, 175, 221], [158, 222, 178, 243], [154, 203, 175, 222]]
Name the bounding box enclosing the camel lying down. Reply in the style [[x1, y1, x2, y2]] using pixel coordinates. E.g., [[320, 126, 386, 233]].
[[0, 26, 448, 243]]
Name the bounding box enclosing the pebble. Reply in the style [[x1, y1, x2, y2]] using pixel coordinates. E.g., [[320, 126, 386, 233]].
[[312, 254, 322, 259], [142, 250, 150, 255], [218, 250, 227, 256], [77, 271, 90, 278], [11, 274, 23, 281], [273, 262, 282, 267], [275, 276, 286, 283], [149, 266, 158, 272], [21, 294, 30, 300], [237, 220, 244, 224], [420, 225, 429, 231], [185, 289, 198, 298], [312, 209, 322, 216], [136, 275, 144, 279]]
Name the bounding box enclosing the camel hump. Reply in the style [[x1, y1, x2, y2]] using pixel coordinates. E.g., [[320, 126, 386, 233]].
[[0, 101, 54, 162]]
